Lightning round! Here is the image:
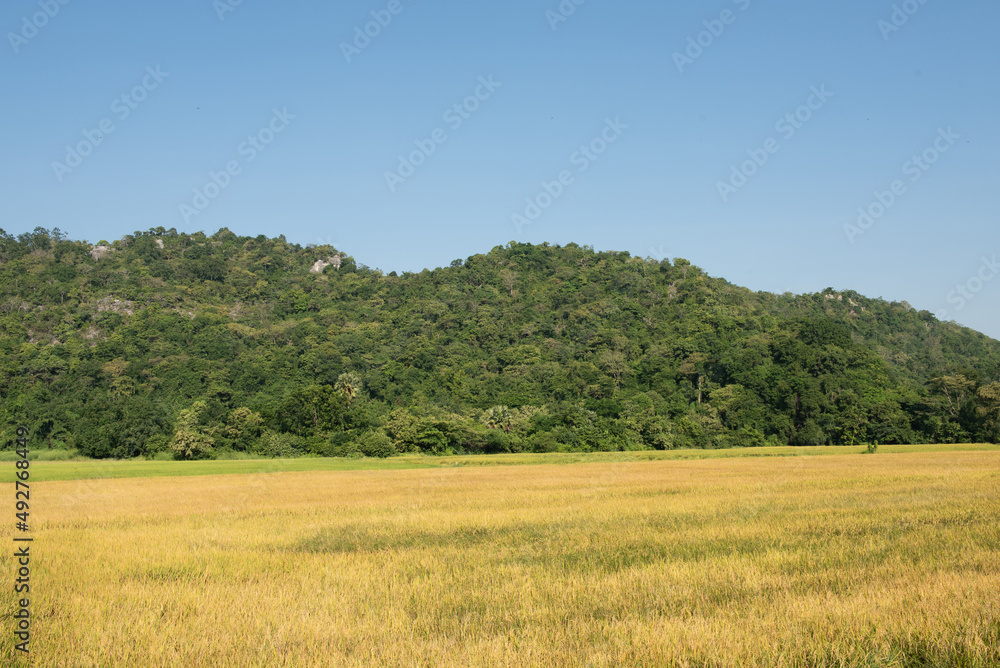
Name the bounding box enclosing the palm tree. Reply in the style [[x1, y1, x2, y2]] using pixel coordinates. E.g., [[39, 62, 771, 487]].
[[481, 405, 513, 433], [335, 372, 363, 405]]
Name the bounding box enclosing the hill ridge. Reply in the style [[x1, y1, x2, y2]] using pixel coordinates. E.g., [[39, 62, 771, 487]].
[[2, 226, 998, 457]]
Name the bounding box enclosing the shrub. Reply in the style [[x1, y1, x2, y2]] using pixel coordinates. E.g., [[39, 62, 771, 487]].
[[315, 432, 363, 458], [528, 431, 561, 453], [359, 430, 397, 458], [253, 431, 307, 458]]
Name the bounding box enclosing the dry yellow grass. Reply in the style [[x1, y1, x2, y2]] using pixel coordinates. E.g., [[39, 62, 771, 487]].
[[4, 451, 999, 666]]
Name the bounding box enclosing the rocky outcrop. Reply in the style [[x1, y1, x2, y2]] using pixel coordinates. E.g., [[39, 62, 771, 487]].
[[310, 255, 342, 274], [96, 297, 135, 315]]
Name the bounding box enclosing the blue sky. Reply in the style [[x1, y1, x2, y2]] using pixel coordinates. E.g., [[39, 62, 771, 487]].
[[3, 0, 999, 338]]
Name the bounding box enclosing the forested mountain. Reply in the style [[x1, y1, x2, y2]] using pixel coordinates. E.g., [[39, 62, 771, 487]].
[[2, 227, 999, 459]]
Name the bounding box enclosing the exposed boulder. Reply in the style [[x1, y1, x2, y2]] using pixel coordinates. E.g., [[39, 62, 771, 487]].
[[310, 255, 342, 274]]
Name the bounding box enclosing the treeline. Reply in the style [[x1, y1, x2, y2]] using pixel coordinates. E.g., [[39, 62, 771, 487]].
[[1, 226, 999, 459]]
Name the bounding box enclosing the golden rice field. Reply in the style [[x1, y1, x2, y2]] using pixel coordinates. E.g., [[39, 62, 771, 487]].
[[4, 450, 1000, 667]]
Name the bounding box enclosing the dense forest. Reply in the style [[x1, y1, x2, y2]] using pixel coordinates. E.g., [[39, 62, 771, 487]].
[[2, 226, 999, 459]]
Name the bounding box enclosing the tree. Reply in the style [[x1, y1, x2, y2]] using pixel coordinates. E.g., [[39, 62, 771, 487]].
[[276, 385, 349, 437], [679, 353, 711, 404], [223, 407, 264, 450], [383, 409, 421, 452], [102, 358, 135, 401], [481, 405, 513, 433], [976, 382, 1000, 442], [335, 372, 363, 405], [929, 375, 977, 419], [499, 268, 517, 296], [599, 350, 629, 392], [170, 401, 215, 460]]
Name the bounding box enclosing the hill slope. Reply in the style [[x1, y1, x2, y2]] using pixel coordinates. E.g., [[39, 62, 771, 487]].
[[2, 227, 999, 458]]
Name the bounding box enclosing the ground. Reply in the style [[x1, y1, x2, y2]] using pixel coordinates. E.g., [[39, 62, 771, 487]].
[[3, 446, 999, 666]]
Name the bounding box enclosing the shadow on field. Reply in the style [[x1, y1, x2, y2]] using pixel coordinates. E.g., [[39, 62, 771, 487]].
[[289, 515, 769, 575]]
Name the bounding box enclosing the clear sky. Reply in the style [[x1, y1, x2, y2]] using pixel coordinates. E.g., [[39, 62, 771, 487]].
[[3, 0, 999, 338]]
